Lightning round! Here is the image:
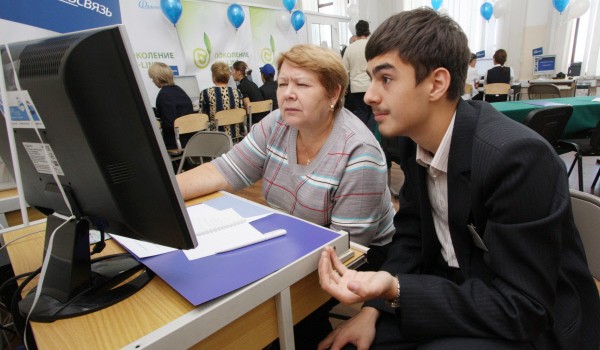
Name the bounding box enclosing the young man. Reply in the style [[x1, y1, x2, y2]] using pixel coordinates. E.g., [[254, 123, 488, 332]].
[[318, 8, 600, 350]]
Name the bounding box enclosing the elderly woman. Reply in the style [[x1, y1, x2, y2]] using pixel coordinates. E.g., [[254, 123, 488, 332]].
[[198, 61, 244, 137], [179, 44, 394, 248], [148, 62, 193, 149], [178, 44, 395, 348]]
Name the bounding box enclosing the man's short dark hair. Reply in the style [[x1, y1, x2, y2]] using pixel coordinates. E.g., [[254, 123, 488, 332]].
[[365, 8, 469, 100], [355, 20, 370, 37]]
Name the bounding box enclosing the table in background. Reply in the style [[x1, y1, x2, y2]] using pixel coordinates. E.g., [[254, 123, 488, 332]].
[[3, 193, 359, 349], [492, 96, 600, 137]]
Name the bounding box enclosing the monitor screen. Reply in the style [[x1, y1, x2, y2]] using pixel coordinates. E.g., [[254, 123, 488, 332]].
[[173, 75, 200, 109], [568, 62, 582, 77], [475, 58, 495, 78], [533, 55, 556, 76], [0, 26, 197, 321]]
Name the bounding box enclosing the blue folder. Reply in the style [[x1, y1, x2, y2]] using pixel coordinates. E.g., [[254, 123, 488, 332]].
[[137, 194, 342, 306]]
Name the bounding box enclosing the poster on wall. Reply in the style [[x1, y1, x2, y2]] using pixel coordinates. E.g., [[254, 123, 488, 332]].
[[248, 7, 307, 83], [119, 0, 187, 106], [177, 1, 254, 89]]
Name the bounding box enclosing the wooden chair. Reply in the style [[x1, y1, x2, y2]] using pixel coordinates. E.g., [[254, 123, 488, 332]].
[[169, 113, 209, 170], [527, 83, 561, 100], [464, 83, 473, 97], [247, 100, 273, 129], [176, 131, 233, 174], [483, 83, 511, 102], [214, 108, 247, 143]]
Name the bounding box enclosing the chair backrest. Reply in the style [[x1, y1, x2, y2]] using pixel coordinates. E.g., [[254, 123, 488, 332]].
[[248, 100, 273, 115], [484, 83, 511, 95], [569, 189, 600, 279], [522, 105, 573, 148], [483, 83, 511, 102], [527, 84, 561, 100], [214, 108, 247, 142], [173, 113, 209, 151], [464, 84, 473, 95], [177, 131, 233, 173]]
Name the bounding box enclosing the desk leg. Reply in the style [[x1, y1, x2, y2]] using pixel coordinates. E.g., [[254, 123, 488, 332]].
[[276, 288, 295, 350]]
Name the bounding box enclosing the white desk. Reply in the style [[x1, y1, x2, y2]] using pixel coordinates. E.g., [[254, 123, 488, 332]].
[[3, 193, 357, 349]]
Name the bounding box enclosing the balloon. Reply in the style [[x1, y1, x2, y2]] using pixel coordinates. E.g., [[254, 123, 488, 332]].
[[431, 0, 443, 11], [347, 4, 359, 19], [553, 0, 571, 13], [480, 2, 493, 21], [438, 8, 449, 16], [227, 4, 244, 30], [348, 19, 358, 36], [291, 10, 305, 32], [160, 0, 182, 26], [567, 0, 590, 19], [276, 11, 291, 31], [282, 0, 296, 12], [493, 0, 507, 18]]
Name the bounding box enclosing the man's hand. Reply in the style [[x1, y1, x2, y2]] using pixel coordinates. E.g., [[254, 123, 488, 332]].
[[317, 307, 379, 350], [318, 246, 398, 304]]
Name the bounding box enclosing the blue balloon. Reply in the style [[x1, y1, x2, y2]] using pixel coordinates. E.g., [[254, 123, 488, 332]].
[[480, 2, 493, 21], [431, 0, 443, 11], [291, 10, 305, 32], [552, 0, 570, 13], [282, 0, 296, 12], [160, 0, 182, 26], [227, 4, 245, 30]]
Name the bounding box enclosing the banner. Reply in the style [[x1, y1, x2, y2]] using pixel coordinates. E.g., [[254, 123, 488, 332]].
[[0, 0, 121, 34]]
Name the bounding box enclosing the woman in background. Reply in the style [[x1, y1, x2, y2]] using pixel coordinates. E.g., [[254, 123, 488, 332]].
[[148, 62, 193, 150], [199, 61, 244, 138], [231, 60, 263, 114], [464, 53, 479, 100], [484, 49, 514, 102]]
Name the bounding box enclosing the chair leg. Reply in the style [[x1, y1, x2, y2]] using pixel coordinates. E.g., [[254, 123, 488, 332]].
[[592, 167, 600, 189], [577, 156, 584, 191]]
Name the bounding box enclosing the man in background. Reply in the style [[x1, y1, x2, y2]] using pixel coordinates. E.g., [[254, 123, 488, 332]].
[[259, 63, 278, 114], [343, 20, 375, 133]]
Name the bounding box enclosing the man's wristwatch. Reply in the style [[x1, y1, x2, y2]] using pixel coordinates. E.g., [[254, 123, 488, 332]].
[[386, 274, 401, 308]]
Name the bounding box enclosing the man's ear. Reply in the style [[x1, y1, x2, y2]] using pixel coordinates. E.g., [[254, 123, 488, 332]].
[[429, 67, 451, 101]]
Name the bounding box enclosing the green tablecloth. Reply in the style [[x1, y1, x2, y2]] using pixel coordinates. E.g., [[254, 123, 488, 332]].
[[492, 96, 600, 137]]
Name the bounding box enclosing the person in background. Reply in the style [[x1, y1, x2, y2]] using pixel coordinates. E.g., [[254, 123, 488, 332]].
[[198, 61, 244, 138], [257, 63, 278, 122], [484, 49, 514, 102], [232, 60, 263, 114], [318, 8, 600, 350], [341, 35, 358, 58], [343, 20, 375, 133], [178, 44, 395, 349], [463, 53, 479, 100], [148, 62, 193, 150]]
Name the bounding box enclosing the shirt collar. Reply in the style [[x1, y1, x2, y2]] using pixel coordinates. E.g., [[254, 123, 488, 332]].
[[416, 113, 457, 175]]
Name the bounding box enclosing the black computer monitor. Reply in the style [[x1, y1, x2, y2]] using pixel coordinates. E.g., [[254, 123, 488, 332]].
[[568, 62, 582, 77], [0, 26, 197, 322]]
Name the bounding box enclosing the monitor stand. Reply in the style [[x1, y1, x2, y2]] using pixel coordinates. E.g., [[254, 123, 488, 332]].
[[18, 214, 154, 322]]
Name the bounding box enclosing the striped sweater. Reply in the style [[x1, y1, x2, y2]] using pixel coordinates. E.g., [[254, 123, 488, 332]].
[[212, 108, 395, 246]]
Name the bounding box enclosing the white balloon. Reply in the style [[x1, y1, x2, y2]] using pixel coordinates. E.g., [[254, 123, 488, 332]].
[[276, 11, 291, 31], [348, 19, 358, 36], [347, 4, 359, 19], [493, 0, 507, 19], [568, 0, 590, 20], [438, 8, 449, 16]]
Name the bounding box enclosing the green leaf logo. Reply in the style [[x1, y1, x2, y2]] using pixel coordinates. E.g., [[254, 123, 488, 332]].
[[204, 32, 212, 55]]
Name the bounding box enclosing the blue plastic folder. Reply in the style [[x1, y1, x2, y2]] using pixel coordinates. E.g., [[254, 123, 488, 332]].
[[137, 194, 342, 306]]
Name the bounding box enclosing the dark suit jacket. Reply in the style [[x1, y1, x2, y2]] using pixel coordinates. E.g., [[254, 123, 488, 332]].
[[369, 100, 600, 349]]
